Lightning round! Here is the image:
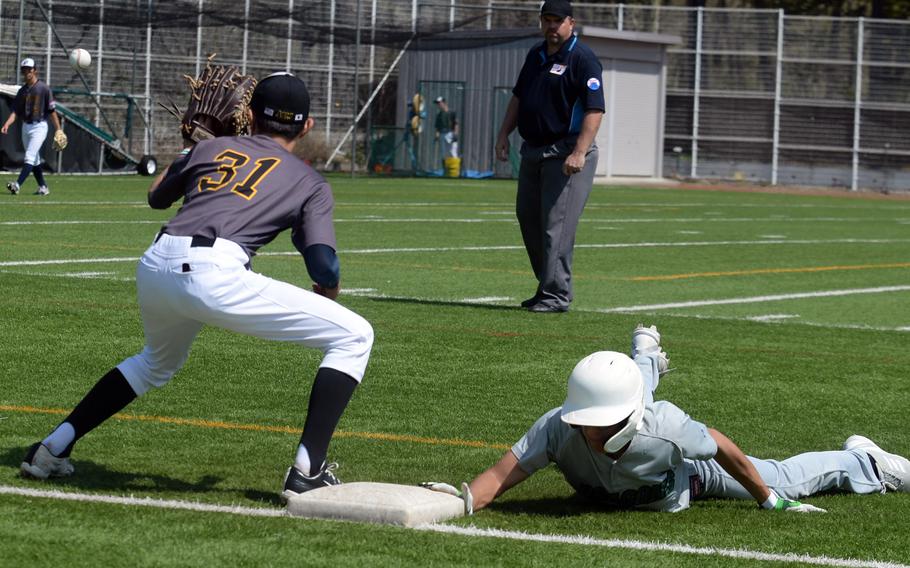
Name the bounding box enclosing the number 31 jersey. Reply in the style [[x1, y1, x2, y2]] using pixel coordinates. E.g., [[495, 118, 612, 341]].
[[152, 134, 336, 259]]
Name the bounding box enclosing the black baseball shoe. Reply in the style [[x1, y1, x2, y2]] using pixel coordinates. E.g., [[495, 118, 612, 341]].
[[280, 462, 341, 504], [520, 295, 540, 308], [21, 442, 74, 479]]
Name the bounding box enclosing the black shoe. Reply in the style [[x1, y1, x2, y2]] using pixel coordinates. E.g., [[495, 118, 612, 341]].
[[526, 303, 569, 313], [520, 296, 540, 308], [280, 462, 341, 503]]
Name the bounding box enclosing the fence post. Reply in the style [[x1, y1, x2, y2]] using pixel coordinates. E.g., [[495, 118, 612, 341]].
[[45, 0, 52, 84], [617, 3, 623, 31], [771, 9, 783, 186], [690, 6, 702, 178], [195, 0, 203, 76], [326, 0, 335, 143], [96, 0, 104, 173], [286, 0, 293, 72], [852, 17, 864, 192], [144, 0, 152, 156], [242, 0, 250, 74]]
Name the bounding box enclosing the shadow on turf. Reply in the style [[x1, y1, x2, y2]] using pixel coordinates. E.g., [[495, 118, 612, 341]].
[[2, 445, 226, 495], [488, 495, 638, 517], [370, 296, 522, 312]]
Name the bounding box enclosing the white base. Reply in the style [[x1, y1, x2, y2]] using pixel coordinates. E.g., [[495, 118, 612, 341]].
[[286, 482, 464, 527]]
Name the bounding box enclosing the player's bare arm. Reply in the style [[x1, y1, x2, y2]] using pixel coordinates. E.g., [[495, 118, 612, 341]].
[[468, 450, 530, 511], [495, 96, 520, 162], [563, 110, 603, 176], [1, 111, 16, 134], [708, 428, 772, 503]]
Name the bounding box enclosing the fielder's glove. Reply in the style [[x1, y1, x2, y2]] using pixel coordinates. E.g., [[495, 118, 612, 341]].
[[52, 129, 67, 151], [160, 54, 257, 144], [419, 481, 473, 515]]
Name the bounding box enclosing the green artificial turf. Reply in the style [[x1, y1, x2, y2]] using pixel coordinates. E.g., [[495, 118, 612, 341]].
[[1, 175, 908, 566]]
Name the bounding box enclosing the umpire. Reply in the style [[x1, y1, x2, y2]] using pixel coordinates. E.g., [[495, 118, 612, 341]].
[[495, 0, 604, 313]]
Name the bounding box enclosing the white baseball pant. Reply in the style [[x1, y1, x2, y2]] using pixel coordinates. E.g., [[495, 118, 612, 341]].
[[22, 121, 48, 166], [118, 233, 373, 396]]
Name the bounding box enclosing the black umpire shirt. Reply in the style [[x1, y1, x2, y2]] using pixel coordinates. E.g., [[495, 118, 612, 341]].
[[512, 34, 605, 148]]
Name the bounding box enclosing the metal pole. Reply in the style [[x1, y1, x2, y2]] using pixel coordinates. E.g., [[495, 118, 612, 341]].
[[351, 0, 361, 177], [486, 0, 492, 30], [851, 17, 864, 192], [16, 0, 24, 82], [286, 0, 293, 72], [45, 0, 51, 84], [144, 0, 152, 156], [449, 0, 455, 31], [617, 3, 623, 31], [242, 0, 250, 74], [366, 0, 376, 170], [195, 0, 203, 76], [690, 7, 702, 179], [97, 0, 104, 173], [326, 0, 335, 143], [771, 9, 783, 186]]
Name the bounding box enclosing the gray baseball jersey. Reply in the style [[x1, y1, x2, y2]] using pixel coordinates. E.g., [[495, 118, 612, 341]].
[[14, 80, 55, 122], [153, 134, 336, 258], [512, 402, 717, 512]]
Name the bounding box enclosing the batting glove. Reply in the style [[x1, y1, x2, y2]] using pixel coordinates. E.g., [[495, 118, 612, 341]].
[[761, 492, 826, 513], [419, 481, 473, 515]]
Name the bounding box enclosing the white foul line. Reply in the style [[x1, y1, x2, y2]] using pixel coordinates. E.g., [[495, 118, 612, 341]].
[[0, 485, 905, 568], [598, 286, 910, 313], [417, 524, 910, 568]]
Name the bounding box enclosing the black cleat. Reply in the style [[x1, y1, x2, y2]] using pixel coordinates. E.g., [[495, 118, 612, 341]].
[[280, 462, 341, 504]]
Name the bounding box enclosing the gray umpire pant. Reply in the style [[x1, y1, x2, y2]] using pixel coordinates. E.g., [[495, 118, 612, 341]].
[[516, 137, 597, 309]]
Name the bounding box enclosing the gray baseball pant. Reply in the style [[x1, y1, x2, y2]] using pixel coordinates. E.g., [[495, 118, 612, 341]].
[[634, 352, 884, 501], [516, 138, 597, 309]]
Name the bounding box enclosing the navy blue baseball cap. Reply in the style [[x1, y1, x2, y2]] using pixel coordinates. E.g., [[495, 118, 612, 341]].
[[540, 0, 573, 18], [250, 72, 310, 124]]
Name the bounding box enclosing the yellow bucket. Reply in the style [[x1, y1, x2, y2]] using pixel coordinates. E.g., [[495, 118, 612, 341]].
[[444, 157, 461, 178]]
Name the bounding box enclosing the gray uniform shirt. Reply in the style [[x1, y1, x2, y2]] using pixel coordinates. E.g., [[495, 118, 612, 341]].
[[152, 135, 336, 259], [512, 402, 718, 512], [14, 80, 55, 123]]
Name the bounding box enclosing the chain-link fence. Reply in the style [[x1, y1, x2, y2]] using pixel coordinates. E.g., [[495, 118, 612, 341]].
[[3, 1, 907, 190]]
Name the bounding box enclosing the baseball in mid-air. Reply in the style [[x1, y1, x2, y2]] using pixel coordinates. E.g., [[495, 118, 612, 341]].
[[69, 48, 92, 70]]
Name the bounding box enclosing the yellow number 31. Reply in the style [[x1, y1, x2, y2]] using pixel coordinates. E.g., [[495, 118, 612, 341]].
[[198, 149, 281, 200]]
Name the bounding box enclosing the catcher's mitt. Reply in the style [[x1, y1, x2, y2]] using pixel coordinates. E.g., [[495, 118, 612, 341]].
[[166, 55, 257, 144], [52, 129, 67, 151]]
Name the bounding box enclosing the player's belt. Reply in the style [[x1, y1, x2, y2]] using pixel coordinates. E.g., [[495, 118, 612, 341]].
[[154, 230, 215, 247]]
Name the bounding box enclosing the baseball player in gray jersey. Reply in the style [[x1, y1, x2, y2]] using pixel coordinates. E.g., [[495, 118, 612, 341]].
[[2, 58, 62, 196], [428, 325, 909, 514], [20, 73, 374, 501]]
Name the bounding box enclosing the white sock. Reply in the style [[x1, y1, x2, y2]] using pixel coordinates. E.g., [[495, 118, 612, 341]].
[[43, 422, 75, 457], [294, 444, 312, 476]]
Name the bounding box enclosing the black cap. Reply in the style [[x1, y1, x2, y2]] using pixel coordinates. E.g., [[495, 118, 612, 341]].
[[250, 72, 310, 124], [540, 0, 572, 18]]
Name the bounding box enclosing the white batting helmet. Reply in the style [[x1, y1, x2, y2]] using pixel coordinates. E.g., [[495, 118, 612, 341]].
[[560, 351, 645, 453]]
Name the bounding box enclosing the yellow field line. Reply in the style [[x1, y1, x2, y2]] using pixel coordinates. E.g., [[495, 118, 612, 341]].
[[0, 404, 510, 451], [630, 262, 910, 282]]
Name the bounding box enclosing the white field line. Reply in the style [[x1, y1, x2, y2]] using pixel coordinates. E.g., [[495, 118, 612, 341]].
[[417, 524, 910, 568], [0, 485, 905, 568], [2, 201, 908, 211], [1, 217, 903, 226], [3, 238, 907, 267], [0, 485, 287, 517], [598, 286, 910, 313]]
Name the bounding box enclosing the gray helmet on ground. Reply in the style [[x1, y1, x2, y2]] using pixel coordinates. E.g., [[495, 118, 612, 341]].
[[559, 351, 645, 453]]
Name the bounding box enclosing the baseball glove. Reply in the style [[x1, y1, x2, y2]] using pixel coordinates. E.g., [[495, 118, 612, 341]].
[[52, 129, 68, 151], [165, 55, 257, 144]]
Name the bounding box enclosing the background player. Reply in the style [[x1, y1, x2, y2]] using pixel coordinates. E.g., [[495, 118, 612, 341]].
[[20, 73, 374, 502], [428, 325, 909, 513], [2, 58, 63, 196]]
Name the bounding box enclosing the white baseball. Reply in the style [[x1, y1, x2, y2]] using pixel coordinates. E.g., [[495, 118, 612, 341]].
[[68, 48, 92, 70]]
